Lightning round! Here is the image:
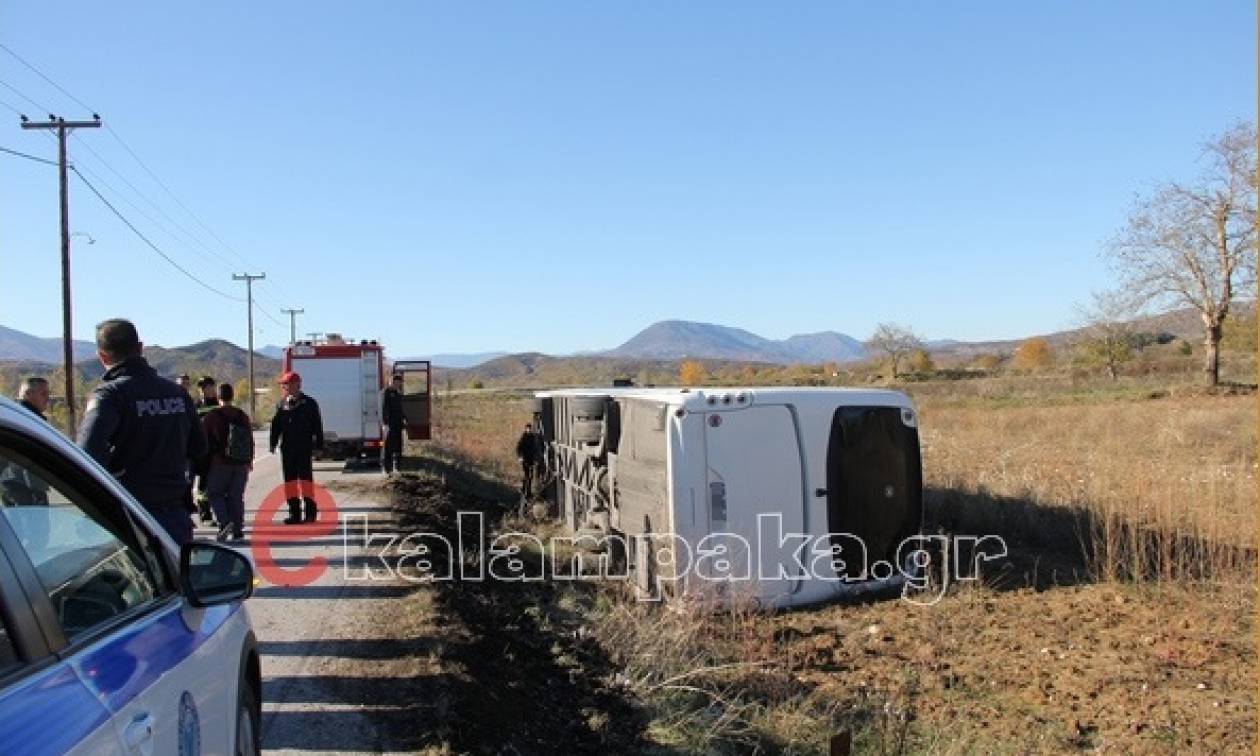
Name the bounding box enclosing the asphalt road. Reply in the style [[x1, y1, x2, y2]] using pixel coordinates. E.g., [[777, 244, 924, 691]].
[[196, 432, 412, 755]]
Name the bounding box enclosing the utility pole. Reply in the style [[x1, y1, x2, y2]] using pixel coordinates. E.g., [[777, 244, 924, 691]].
[[281, 308, 304, 345], [21, 113, 101, 435], [232, 273, 265, 418]]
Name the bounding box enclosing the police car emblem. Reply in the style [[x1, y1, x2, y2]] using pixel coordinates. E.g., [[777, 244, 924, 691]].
[[178, 691, 201, 756]]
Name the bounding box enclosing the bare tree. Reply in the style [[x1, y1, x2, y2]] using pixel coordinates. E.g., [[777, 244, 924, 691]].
[[866, 323, 922, 379], [1074, 290, 1141, 381], [1108, 123, 1256, 387]]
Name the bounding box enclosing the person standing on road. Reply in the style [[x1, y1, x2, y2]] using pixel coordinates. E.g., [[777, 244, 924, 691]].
[[269, 371, 324, 524], [202, 383, 252, 541], [515, 423, 543, 499], [79, 319, 207, 545], [380, 373, 406, 475], [191, 375, 221, 523]]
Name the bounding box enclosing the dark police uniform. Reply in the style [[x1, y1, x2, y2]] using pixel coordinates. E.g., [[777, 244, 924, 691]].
[[79, 356, 208, 544], [380, 385, 405, 474], [192, 394, 221, 509], [269, 392, 324, 522]]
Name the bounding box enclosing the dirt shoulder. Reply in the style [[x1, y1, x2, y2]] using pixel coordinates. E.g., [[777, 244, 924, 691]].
[[325, 462, 651, 755]]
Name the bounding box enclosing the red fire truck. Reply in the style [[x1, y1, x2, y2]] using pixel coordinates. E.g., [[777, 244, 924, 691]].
[[282, 335, 386, 462]]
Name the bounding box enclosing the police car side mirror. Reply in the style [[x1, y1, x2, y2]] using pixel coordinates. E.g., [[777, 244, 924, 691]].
[[180, 542, 255, 608]]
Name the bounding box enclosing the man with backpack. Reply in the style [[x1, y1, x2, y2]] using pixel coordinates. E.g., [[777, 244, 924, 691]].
[[202, 382, 254, 541]]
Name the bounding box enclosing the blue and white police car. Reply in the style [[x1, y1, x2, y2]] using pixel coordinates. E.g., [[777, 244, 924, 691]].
[[0, 396, 261, 755]]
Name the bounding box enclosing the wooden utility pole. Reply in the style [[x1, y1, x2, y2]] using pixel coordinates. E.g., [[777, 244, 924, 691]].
[[20, 114, 101, 435], [281, 307, 304, 344], [232, 273, 266, 418]]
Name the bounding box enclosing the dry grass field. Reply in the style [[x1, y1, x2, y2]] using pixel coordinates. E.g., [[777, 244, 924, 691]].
[[410, 377, 1255, 752]]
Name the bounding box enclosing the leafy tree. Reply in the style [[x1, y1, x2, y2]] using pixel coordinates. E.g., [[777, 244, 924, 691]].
[[1108, 123, 1256, 387], [969, 353, 1002, 371], [1074, 290, 1140, 381], [907, 349, 935, 375], [866, 323, 922, 379], [1012, 338, 1054, 371], [678, 360, 707, 385]]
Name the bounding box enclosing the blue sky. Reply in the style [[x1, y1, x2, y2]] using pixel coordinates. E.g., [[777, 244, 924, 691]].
[[0, 2, 1253, 357]]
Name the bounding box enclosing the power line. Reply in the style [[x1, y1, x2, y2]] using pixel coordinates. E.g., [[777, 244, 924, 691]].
[[71, 166, 244, 302], [0, 78, 50, 113], [70, 132, 241, 270], [0, 144, 58, 166], [1, 42, 298, 313], [102, 125, 298, 314], [0, 43, 95, 113], [63, 149, 286, 331], [104, 126, 255, 269]]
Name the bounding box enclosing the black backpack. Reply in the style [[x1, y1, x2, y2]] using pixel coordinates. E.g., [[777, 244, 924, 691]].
[[222, 409, 254, 463]]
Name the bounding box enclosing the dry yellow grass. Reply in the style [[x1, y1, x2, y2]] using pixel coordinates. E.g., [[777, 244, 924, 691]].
[[918, 394, 1255, 583]]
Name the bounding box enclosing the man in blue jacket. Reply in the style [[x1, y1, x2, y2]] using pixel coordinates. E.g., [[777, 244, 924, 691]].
[[79, 318, 208, 544]]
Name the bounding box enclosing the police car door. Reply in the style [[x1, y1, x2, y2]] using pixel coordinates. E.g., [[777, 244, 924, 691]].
[[0, 435, 240, 755], [0, 518, 120, 755]]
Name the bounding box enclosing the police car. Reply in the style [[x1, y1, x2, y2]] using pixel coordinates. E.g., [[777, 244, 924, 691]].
[[0, 396, 261, 755]]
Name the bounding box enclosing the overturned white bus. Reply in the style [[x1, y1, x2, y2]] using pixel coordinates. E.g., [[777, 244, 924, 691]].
[[532, 387, 925, 608]]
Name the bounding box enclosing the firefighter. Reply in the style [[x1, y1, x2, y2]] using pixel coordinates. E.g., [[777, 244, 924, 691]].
[[380, 373, 406, 475], [78, 319, 208, 545], [269, 371, 324, 524]]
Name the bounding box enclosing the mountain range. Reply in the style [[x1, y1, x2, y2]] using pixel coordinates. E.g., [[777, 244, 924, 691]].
[[0, 307, 1213, 378], [607, 321, 866, 364], [0, 325, 96, 363]]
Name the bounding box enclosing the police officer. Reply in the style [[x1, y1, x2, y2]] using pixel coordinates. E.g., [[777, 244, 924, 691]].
[[79, 319, 208, 545], [269, 371, 324, 524], [380, 373, 406, 474]]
